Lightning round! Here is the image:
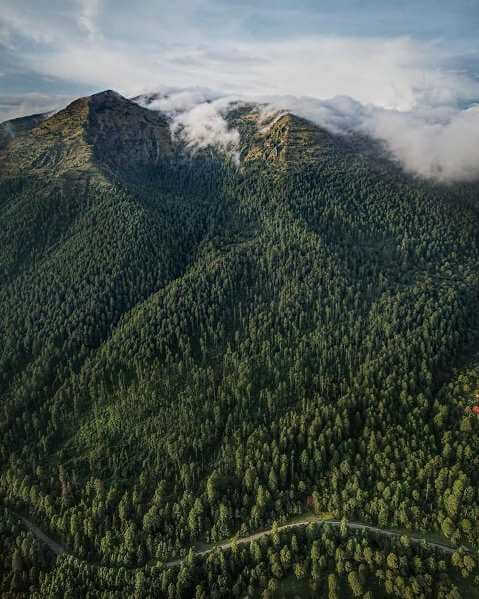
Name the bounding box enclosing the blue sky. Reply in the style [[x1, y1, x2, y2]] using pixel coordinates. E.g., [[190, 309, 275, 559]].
[[1, 0, 478, 120]]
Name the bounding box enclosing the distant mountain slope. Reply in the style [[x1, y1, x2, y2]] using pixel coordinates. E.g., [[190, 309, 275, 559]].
[[0, 112, 49, 150]]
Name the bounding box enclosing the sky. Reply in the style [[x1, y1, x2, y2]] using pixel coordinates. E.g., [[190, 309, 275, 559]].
[[1, 1, 479, 180]]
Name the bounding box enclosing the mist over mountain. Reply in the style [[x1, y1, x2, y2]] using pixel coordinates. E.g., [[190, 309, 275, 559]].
[[131, 87, 479, 183], [5, 84, 477, 183]]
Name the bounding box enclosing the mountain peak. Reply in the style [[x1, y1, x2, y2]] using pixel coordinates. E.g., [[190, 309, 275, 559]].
[[226, 105, 351, 167], [91, 89, 121, 99], [0, 90, 172, 181]]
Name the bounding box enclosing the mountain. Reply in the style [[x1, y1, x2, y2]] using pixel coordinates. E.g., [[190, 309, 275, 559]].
[[1, 90, 479, 598], [0, 90, 171, 183], [225, 106, 352, 165]]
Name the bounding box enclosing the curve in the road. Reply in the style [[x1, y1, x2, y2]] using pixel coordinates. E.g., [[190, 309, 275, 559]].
[[15, 510, 467, 568], [165, 517, 464, 568]]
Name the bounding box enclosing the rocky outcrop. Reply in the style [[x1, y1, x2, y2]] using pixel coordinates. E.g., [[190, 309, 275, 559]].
[[240, 111, 351, 166], [87, 90, 172, 171]]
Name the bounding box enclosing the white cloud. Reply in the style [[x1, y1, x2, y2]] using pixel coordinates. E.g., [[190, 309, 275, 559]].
[[128, 37, 479, 112], [3, 19, 477, 110], [363, 103, 479, 181], [26, 43, 155, 94], [0, 92, 74, 121], [135, 87, 223, 113], [1, 2, 72, 45], [171, 99, 240, 160], [77, 0, 101, 37]]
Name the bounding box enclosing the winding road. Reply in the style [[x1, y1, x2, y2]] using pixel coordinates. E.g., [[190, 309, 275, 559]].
[[15, 510, 466, 567], [164, 517, 463, 567]]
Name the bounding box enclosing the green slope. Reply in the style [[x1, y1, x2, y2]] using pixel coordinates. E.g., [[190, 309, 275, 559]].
[[0, 91, 478, 597]]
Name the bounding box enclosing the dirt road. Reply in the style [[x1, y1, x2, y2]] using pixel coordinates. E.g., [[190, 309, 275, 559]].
[[164, 516, 462, 567], [16, 510, 465, 568]]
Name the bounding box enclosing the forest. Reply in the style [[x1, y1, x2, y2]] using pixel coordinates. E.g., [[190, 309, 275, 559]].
[[0, 99, 479, 597]]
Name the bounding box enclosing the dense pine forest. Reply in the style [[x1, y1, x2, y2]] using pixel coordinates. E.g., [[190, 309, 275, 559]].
[[0, 91, 478, 597]]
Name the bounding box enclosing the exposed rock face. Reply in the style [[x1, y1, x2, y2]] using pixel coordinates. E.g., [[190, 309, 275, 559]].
[[241, 112, 351, 166], [87, 90, 172, 171], [224, 104, 354, 169]]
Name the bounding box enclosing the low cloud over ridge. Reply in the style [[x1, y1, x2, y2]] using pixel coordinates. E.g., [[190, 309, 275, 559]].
[[135, 87, 479, 183]]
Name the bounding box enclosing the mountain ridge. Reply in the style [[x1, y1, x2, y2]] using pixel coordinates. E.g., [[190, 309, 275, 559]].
[[0, 90, 172, 186], [0, 89, 384, 180]]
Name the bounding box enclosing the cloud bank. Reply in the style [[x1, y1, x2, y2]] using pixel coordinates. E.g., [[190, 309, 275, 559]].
[[171, 102, 240, 159], [135, 90, 241, 159], [135, 87, 479, 183], [364, 103, 479, 182]]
